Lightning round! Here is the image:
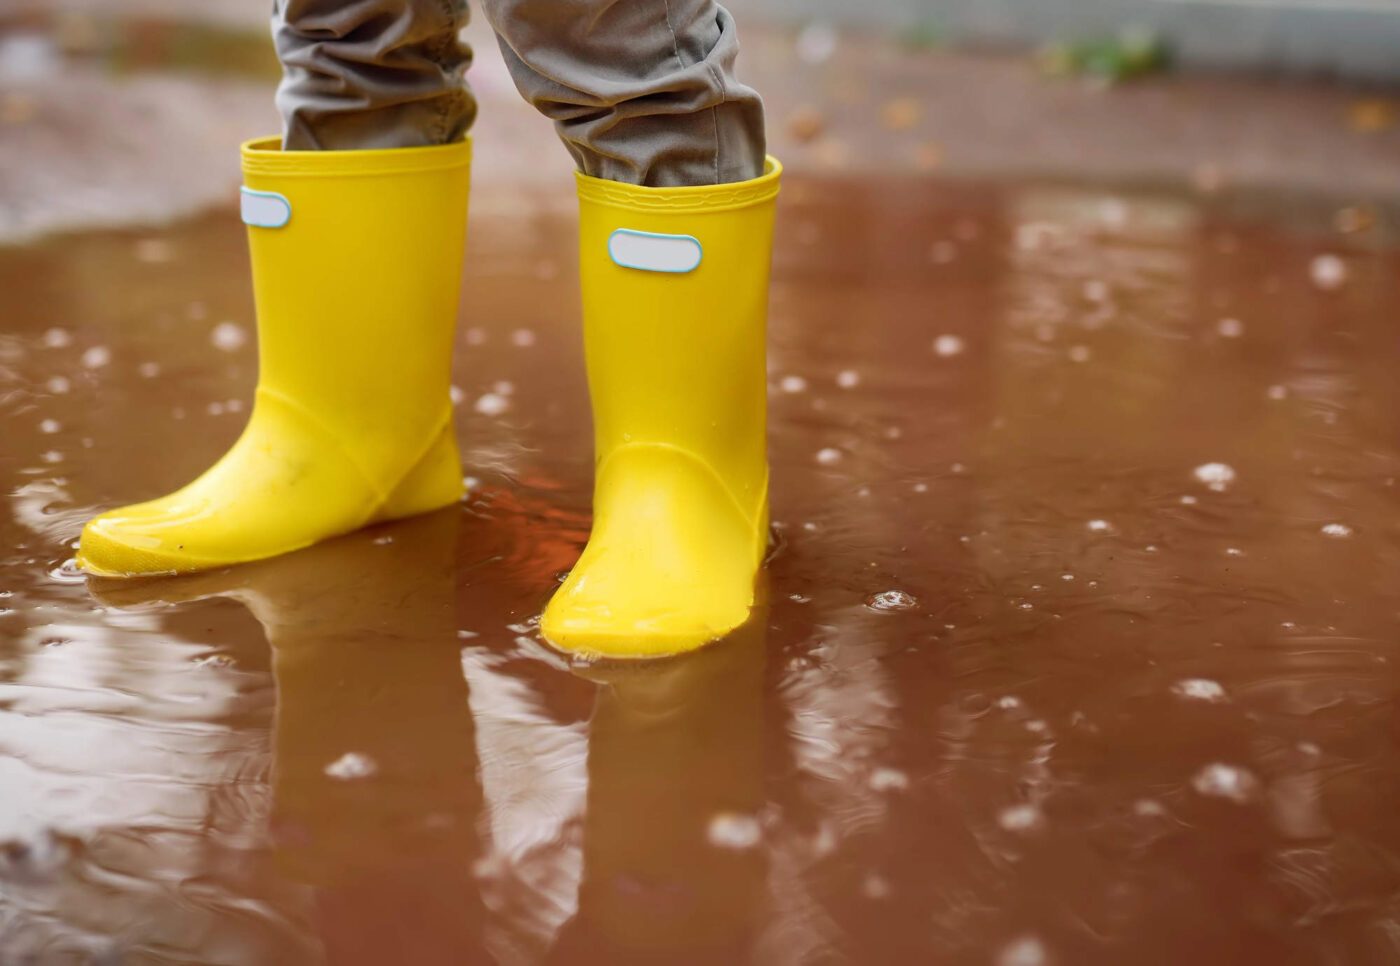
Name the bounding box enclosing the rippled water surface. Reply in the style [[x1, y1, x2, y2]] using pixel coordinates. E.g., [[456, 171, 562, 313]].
[[3, 178, 1400, 964]]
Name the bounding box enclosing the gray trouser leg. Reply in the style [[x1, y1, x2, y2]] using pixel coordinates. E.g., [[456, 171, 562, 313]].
[[479, 0, 765, 186], [274, 0, 476, 151], [273, 0, 765, 186]]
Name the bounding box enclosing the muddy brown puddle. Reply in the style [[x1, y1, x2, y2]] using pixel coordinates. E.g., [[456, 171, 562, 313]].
[[3, 176, 1400, 964]]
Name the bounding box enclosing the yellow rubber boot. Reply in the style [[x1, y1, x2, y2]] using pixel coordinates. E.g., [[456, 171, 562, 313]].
[[77, 137, 472, 576], [541, 159, 782, 658]]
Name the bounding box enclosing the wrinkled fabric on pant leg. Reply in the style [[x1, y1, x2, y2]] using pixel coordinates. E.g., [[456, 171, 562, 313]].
[[273, 0, 765, 186], [274, 0, 476, 150], [478, 0, 765, 186]]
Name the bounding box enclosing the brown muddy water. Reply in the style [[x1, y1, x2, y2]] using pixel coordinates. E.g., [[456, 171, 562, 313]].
[[2, 177, 1400, 964]]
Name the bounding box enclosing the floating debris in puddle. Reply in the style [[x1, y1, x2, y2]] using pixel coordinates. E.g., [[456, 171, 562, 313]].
[[866, 590, 918, 612], [324, 752, 378, 781]]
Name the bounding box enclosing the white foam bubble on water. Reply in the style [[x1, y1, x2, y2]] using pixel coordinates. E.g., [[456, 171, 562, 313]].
[[511, 328, 536, 347], [475, 393, 509, 416], [39, 419, 59, 434], [998, 804, 1045, 832], [1172, 678, 1227, 703], [780, 375, 808, 393], [933, 334, 965, 357], [998, 936, 1049, 966], [138, 361, 160, 378], [836, 369, 860, 389], [1192, 762, 1260, 803], [861, 874, 891, 900], [707, 812, 762, 850], [869, 767, 910, 792], [1217, 317, 1245, 338], [81, 346, 110, 368], [1086, 519, 1114, 533], [815, 447, 843, 466], [1068, 344, 1092, 363], [210, 322, 246, 352], [1310, 254, 1348, 290], [45, 376, 70, 394], [1193, 462, 1236, 491], [1320, 522, 1353, 538], [1267, 384, 1288, 400], [324, 752, 377, 781]]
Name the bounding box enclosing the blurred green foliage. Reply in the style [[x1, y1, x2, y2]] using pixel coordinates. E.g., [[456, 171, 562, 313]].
[[1039, 28, 1172, 83]]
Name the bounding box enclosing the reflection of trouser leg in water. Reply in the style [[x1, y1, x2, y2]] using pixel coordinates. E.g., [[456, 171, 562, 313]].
[[76, 0, 780, 658]]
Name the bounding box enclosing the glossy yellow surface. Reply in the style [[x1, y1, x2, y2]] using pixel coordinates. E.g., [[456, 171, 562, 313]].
[[77, 136, 472, 576], [541, 158, 782, 658]]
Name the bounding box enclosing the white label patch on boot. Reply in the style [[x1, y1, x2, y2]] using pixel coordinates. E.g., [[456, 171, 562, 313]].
[[608, 229, 702, 273], [240, 188, 291, 229]]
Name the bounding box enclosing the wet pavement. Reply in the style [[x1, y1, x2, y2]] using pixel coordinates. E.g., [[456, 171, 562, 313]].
[[3, 169, 1400, 963]]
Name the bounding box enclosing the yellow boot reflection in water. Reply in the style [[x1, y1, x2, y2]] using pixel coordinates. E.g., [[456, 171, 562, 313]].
[[549, 602, 768, 963], [90, 509, 487, 966]]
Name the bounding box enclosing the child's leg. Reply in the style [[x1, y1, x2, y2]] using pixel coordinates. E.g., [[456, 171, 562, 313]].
[[274, 0, 476, 150], [479, 0, 764, 186]]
